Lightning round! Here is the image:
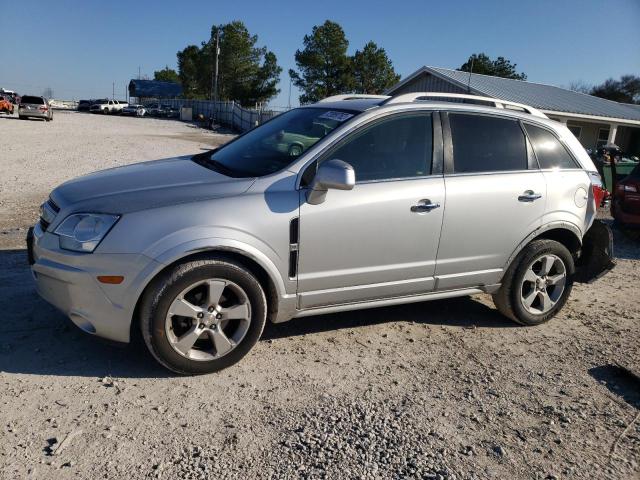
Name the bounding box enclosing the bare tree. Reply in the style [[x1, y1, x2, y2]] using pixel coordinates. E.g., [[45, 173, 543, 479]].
[[565, 80, 592, 94]]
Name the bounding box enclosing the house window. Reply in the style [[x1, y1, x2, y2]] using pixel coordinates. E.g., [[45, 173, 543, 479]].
[[567, 125, 581, 140], [596, 128, 610, 148]]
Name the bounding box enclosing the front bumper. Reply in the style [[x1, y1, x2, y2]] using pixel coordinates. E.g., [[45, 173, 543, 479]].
[[574, 219, 616, 283], [28, 224, 162, 343]]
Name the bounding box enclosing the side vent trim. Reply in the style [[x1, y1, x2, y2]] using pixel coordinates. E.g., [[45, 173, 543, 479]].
[[289, 217, 300, 278]]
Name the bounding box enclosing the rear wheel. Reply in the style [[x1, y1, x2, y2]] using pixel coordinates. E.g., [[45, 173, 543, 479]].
[[139, 257, 267, 375], [493, 239, 574, 326]]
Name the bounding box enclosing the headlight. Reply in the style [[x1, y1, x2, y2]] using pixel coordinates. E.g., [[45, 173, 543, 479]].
[[54, 213, 119, 253]]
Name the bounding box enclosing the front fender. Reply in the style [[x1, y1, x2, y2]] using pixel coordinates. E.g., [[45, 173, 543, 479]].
[[153, 236, 289, 297]]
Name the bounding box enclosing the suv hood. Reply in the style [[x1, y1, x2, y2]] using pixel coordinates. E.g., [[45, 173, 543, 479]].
[[51, 156, 254, 214]]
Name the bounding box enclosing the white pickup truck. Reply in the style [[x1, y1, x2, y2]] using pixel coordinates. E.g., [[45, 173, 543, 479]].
[[89, 99, 128, 114]]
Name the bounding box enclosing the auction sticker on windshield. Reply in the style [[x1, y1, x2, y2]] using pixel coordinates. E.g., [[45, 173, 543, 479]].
[[318, 111, 354, 122]]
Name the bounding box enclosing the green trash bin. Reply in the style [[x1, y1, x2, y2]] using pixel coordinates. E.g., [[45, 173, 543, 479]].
[[602, 159, 639, 191]]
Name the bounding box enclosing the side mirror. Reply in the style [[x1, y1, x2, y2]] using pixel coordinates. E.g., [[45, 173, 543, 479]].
[[307, 159, 355, 205]]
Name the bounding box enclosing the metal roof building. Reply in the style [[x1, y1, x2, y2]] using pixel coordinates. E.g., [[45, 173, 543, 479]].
[[128, 79, 182, 99], [387, 66, 640, 154]]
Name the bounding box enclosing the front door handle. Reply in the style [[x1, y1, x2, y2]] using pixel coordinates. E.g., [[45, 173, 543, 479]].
[[518, 190, 542, 202], [411, 200, 441, 213]]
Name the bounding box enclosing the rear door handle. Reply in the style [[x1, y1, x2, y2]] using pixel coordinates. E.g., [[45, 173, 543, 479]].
[[518, 190, 542, 202], [411, 200, 441, 213]]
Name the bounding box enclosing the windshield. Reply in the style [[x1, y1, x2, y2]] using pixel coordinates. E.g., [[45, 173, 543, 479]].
[[203, 107, 357, 177]]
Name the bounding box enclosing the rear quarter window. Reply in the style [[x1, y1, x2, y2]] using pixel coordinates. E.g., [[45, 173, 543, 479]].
[[524, 123, 579, 169]]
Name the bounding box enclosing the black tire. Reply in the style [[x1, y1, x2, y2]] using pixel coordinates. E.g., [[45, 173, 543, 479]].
[[139, 257, 267, 375], [493, 239, 574, 326], [19, 115, 26, 120]]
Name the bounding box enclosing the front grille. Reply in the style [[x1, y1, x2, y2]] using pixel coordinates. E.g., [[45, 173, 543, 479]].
[[39, 198, 59, 232]]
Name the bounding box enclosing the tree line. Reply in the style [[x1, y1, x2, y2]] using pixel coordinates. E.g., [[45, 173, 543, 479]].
[[153, 19, 639, 107], [162, 20, 400, 106]]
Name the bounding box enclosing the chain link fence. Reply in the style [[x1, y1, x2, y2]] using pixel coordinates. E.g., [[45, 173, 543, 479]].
[[157, 99, 290, 132]]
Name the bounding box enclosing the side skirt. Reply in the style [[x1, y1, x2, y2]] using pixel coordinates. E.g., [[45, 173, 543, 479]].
[[292, 285, 500, 319]]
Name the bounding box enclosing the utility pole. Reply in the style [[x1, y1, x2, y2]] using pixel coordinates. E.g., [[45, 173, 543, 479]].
[[467, 57, 474, 93], [212, 28, 220, 103], [112, 82, 115, 100], [287, 75, 292, 110], [138, 66, 141, 80]]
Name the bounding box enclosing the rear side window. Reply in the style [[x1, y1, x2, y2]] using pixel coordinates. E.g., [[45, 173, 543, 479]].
[[323, 113, 433, 182], [21, 96, 44, 104], [449, 114, 527, 173], [524, 124, 578, 169]]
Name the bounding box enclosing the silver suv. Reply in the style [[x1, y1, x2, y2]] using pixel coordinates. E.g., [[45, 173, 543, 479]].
[[28, 93, 615, 374]]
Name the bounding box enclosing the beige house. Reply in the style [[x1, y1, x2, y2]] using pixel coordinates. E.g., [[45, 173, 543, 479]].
[[386, 66, 640, 155]]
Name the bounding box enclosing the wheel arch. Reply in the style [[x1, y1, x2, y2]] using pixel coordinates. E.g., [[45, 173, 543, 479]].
[[130, 247, 283, 342], [504, 222, 583, 274]]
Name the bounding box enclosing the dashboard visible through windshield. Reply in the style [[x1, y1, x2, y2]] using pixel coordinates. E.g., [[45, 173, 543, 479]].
[[197, 107, 358, 177]]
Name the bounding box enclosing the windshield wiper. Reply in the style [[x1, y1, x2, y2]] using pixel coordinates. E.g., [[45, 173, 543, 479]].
[[191, 150, 238, 177]]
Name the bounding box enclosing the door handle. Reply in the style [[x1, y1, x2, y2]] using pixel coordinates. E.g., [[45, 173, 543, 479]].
[[518, 190, 542, 202], [411, 200, 441, 213]]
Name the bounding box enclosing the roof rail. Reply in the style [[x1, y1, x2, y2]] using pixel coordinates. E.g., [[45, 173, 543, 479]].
[[384, 92, 548, 118], [318, 94, 390, 103]]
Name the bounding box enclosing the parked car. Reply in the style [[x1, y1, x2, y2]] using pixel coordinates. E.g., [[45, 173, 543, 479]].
[[18, 95, 52, 121], [28, 92, 615, 374], [0, 95, 14, 114], [0, 89, 19, 104], [144, 103, 178, 118], [90, 99, 128, 114], [611, 162, 640, 227], [77, 100, 95, 112], [163, 104, 179, 118], [145, 102, 163, 117], [121, 104, 146, 117]]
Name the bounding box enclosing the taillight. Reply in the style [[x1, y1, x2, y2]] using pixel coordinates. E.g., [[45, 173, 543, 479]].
[[39, 106, 48, 111], [588, 171, 605, 208]]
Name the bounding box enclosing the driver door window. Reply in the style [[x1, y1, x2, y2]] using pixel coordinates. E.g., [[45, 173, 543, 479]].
[[322, 113, 433, 182]]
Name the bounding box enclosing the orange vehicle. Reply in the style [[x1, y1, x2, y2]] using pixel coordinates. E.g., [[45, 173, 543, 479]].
[[0, 96, 14, 115]]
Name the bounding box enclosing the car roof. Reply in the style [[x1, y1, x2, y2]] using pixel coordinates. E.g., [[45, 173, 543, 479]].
[[305, 98, 385, 112], [307, 98, 566, 129]]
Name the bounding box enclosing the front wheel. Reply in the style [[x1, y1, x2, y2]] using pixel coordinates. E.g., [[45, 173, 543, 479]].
[[493, 239, 574, 326], [139, 258, 267, 375]]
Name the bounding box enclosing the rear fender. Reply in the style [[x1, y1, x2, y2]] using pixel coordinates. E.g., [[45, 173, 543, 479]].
[[574, 219, 616, 283]]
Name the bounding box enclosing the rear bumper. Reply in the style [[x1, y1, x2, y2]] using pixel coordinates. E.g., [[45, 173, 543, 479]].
[[574, 219, 616, 283], [19, 109, 48, 118]]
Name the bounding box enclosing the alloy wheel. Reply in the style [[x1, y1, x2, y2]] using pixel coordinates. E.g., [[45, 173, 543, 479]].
[[165, 279, 252, 361], [520, 254, 567, 315]]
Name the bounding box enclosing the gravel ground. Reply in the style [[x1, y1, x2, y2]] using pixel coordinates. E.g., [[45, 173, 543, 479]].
[[0, 111, 639, 480]]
